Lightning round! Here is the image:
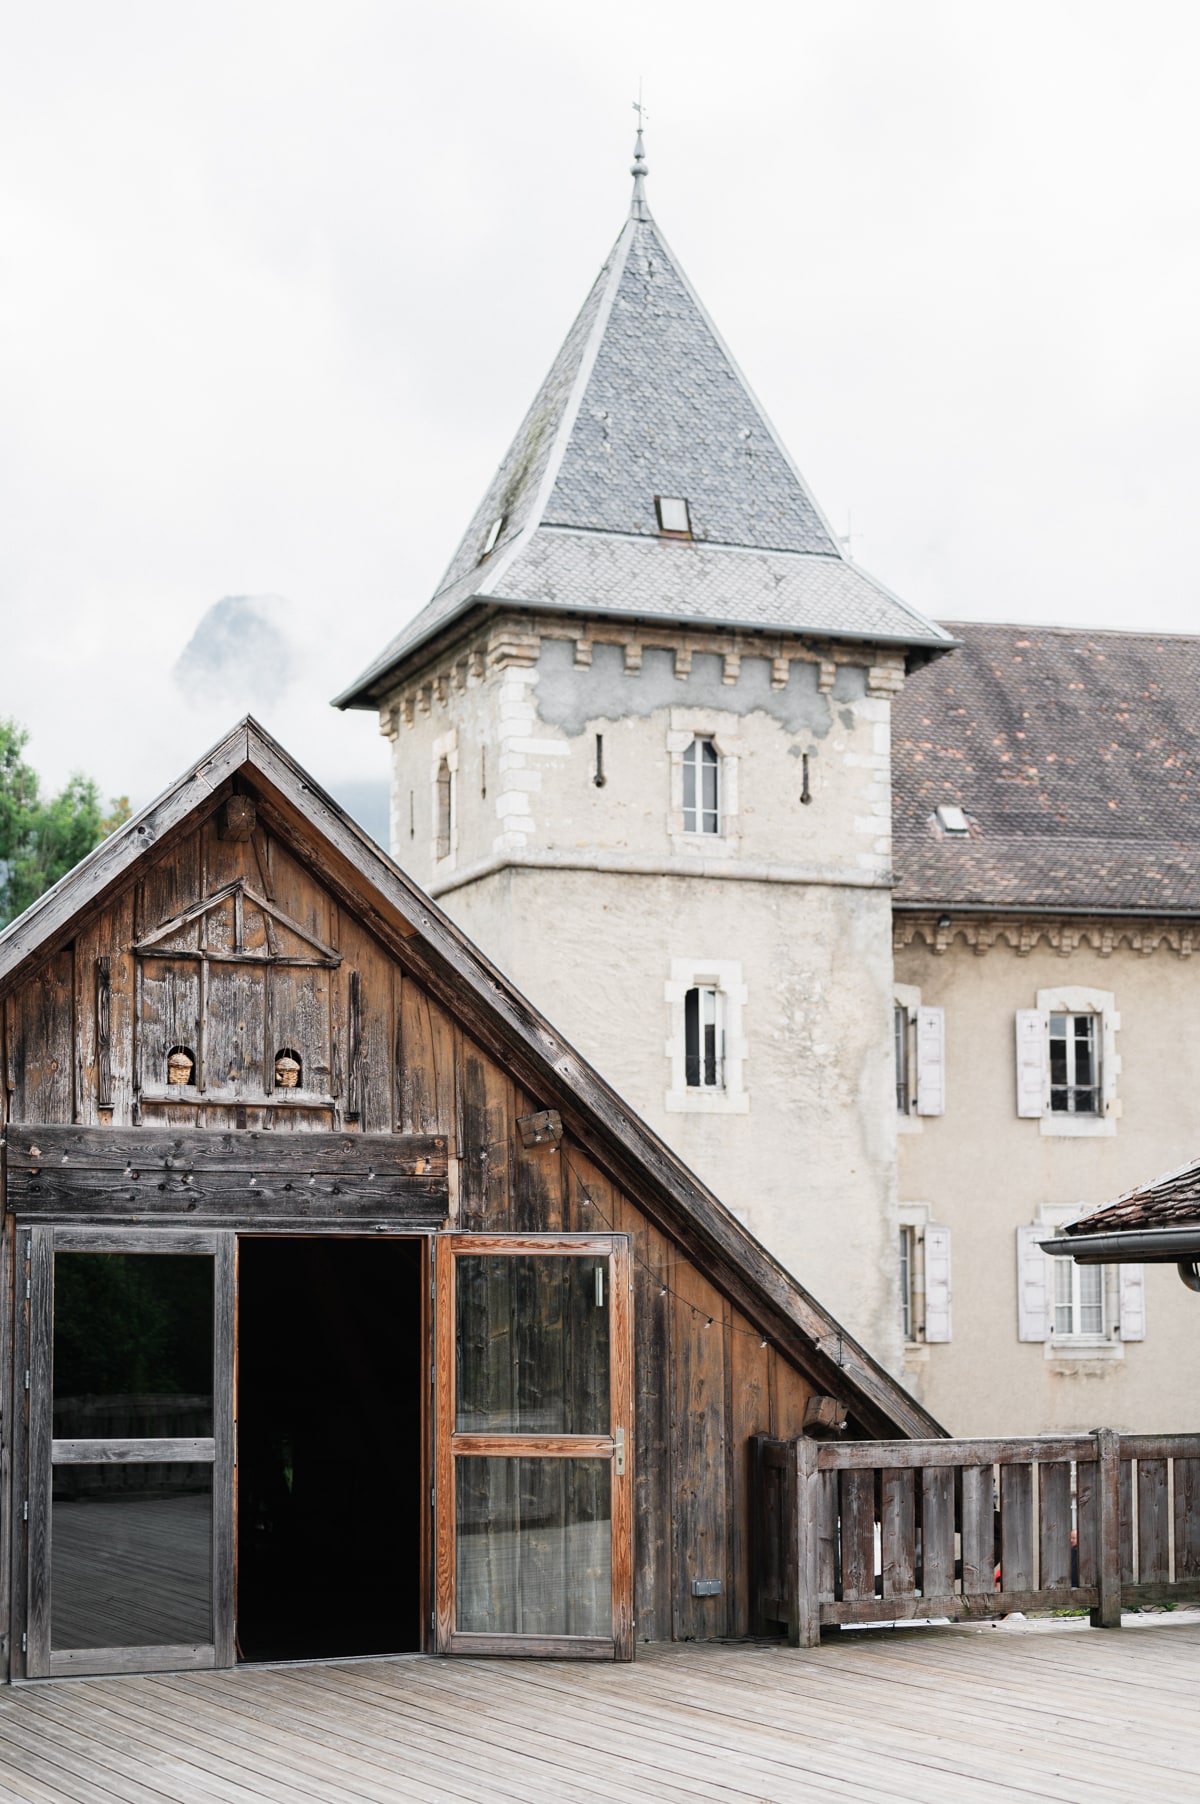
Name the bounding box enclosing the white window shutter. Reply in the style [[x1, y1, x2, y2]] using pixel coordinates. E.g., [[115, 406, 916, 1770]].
[[1017, 1225, 1050, 1341], [924, 1225, 952, 1342], [915, 1007, 946, 1116], [1119, 1264, 1146, 1341], [1015, 1009, 1049, 1117]]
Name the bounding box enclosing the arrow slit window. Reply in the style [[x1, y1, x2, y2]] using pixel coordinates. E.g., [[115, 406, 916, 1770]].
[[684, 985, 723, 1090]]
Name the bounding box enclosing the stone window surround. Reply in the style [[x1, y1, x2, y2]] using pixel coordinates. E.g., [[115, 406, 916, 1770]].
[[667, 708, 740, 857], [664, 956, 749, 1115], [1035, 985, 1119, 1138]]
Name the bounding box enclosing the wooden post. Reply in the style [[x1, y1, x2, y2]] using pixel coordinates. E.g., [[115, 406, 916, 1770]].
[[1092, 1429, 1123, 1629], [787, 1436, 821, 1648]]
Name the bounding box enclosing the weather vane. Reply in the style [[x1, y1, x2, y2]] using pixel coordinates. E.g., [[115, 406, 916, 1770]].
[[630, 83, 650, 218]]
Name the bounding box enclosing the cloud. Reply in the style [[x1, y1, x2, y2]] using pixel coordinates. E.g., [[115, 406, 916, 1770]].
[[173, 595, 295, 711]]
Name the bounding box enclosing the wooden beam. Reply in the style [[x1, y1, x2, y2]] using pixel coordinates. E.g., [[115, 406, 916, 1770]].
[[4, 1124, 447, 1174]]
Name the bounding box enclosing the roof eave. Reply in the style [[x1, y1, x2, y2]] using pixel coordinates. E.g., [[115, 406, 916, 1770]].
[[1045, 1225, 1200, 1263], [334, 591, 959, 712]]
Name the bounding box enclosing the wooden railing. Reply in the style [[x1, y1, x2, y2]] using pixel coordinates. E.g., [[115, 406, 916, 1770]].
[[751, 1430, 1200, 1647]]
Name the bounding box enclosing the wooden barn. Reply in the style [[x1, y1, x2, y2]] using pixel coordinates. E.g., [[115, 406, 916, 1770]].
[[0, 720, 939, 1682]]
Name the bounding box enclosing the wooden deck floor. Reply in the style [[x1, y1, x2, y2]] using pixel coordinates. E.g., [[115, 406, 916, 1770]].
[[1, 1614, 1197, 1803]]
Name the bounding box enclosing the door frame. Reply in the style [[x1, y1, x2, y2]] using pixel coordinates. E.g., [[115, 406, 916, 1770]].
[[433, 1232, 634, 1661], [23, 1225, 235, 1679]]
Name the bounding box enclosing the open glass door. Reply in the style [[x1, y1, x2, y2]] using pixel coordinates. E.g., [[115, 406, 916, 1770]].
[[435, 1234, 633, 1660], [25, 1227, 234, 1677]]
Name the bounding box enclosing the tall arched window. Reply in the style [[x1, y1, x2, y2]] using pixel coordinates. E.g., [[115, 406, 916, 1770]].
[[682, 737, 719, 835]]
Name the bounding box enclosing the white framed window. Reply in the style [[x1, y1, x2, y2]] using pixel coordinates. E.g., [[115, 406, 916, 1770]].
[[895, 1004, 911, 1114], [899, 1225, 915, 1341], [667, 710, 739, 854], [1049, 1012, 1100, 1114], [1054, 1256, 1105, 1338], [682, 737, 720, 835], [898, 1203, 951, 1346], [665, 957, 748, 1114], [894, 985, 944, 1127], [431, 729, 459, 867], [1015, 988, 1119, 1137], [1017, 1210, 1144, 1357]]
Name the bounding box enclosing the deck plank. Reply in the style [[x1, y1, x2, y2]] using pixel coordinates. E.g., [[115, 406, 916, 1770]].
[[0, 1620, 1198, 1803]]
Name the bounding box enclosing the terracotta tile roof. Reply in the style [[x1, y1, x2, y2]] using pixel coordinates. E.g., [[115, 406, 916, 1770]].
[[1065, 1158, 1200, 1236], [893, 622, 1200, 913]]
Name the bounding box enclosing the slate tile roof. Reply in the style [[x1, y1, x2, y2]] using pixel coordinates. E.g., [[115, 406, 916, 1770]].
[[336, 195, 952, 709], [1065, 1157, 1200, 1236], [893, 622, 1200, 913]]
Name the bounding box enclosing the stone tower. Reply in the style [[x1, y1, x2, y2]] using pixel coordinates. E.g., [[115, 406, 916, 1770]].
[[337, 134, 953, 1366]]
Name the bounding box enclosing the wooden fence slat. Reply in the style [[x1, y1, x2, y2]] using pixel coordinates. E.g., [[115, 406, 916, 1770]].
[[1038, 1461, 1073, 1590], [817, 1469, 838, 1604], [1119, 1458, 1135, 1583], [840, 1469, 877, 1603], [1137, 1458, 1171, 1585], [960, 1465, 995, 1595], [881, 1469, 915, 1598], [1000, 1464, 1034, 1593], [921, 1467, 955, 1598], [1174, 1457, 1200, 1580], [1077, 1457, 1098, 1589]]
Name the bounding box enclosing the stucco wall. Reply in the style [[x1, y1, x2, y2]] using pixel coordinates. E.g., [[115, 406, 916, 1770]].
[[379, 616, 907, 1370], [450, 866, 902, 1365], [895, 929, 1200, 1435]]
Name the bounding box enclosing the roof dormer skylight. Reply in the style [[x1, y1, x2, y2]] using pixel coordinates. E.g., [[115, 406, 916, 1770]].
[[655, 496, 692, 538], [479, 515, 506, 561], [936, 804, 970, 836]]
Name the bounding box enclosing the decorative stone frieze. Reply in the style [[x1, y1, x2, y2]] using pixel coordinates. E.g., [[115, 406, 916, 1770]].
[[894, 913, 1200, 960]]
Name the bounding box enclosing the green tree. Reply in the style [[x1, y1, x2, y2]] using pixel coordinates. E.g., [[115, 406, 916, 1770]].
[[0, 719, 131, 928]]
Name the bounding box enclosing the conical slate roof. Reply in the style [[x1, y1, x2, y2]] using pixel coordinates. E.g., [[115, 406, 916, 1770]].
[[337, 144, 954, 708]]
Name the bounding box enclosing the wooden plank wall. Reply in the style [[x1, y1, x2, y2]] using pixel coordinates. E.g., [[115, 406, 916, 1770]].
[[0, 811, 817, 1643]]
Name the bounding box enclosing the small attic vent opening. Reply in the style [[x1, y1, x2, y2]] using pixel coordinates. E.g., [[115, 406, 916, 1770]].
[[655, 496, 692, 538], [479, 515, 506, 561], [935, 804, 970, 836]]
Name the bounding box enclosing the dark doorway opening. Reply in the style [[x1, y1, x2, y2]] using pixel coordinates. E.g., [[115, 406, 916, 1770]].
[[236, 1236, 423, 1662]]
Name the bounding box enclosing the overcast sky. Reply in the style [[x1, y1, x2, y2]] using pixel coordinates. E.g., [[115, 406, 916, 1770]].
[[5, 1, 1200, 832]]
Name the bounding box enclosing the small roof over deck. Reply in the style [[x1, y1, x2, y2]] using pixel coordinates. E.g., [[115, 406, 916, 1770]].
[[1043, 1155, 1200, 1289]]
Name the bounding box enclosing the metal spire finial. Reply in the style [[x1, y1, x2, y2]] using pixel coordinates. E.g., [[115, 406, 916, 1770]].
[[630, 88, 650, 220]]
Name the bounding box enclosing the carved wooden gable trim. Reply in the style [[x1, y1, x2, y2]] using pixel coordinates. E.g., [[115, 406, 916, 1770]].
[[133, 879, 342, 1124]]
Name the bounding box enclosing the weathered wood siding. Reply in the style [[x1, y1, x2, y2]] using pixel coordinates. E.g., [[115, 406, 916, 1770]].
[[1, 807, 816, 1642]]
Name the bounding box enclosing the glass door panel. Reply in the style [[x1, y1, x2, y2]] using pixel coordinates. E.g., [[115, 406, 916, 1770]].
[[25, 1228, 234, 1679], [436, 1234, 633, 1660]]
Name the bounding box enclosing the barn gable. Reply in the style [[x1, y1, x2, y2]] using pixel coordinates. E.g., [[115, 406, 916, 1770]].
[[0, 719, 939, 1676]]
